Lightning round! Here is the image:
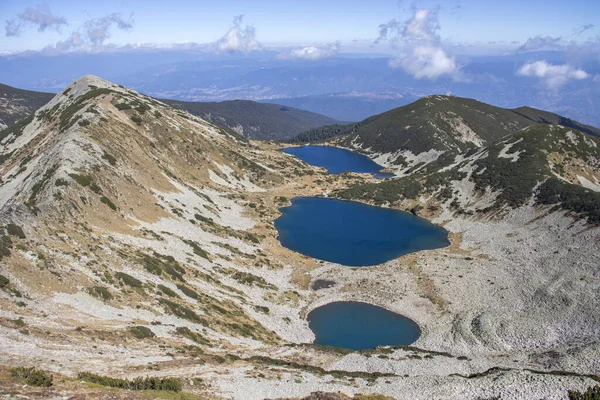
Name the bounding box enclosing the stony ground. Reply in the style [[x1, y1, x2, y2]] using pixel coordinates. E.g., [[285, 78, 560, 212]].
[[1, 77, 599, 399]]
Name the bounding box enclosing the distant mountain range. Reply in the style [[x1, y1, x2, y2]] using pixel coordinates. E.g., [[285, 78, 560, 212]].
[[163, 99, 341, 140], [0, 50, 597, 127]]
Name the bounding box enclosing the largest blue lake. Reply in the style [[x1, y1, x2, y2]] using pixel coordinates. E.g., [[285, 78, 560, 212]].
[[274, 197, 450, 266]]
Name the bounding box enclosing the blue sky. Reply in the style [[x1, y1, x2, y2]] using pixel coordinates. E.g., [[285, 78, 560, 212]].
[[0, 0, 598, 54]]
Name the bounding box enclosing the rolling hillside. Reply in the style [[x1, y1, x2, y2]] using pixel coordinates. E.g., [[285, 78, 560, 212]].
[[0, 83, 54, 129], [336, 124, 600, 222], [163, 99, 341, 140], [291, 95, 600, 173]]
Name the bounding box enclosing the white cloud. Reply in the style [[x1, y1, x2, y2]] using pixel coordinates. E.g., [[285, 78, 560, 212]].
[[391, 45, 457, 79], [517, 61, 589, 89], [516, 35, 563, 53], [375, 7, 459, 80], [216, 15, 261, 54], [5, 3, 68, 37], [41, 13, 133, 54], [277, 42, 340, 60]]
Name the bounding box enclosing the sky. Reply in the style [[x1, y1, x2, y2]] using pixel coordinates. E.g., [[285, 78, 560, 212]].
[[0, 0, 598, 54], [0, 0, 598, 90]]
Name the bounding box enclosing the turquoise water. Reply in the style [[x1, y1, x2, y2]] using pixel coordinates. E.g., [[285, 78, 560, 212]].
[[274, 197, 449, 266], [308, 301, 421, 350], [282, 145, 394, 178]]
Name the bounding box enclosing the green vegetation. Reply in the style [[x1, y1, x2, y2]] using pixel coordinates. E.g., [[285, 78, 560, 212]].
[[0, 115, 35, 146], [183, 239, 209, 259], [0, 83, 53, 127], [100, 196, 117, 211], [537, 178, 600, 224], [59, 88, 112, 130], [290, 96, 600, 170], [69, 173, 93, 187], [130, 115, 142, 125], [142, 253, 186, 281], [0, 274, 9, 288], [129, 325, 156, 339], [162, 98, 340, 141], [230, 270, 276, 290], [159, 298, 203, 324], [10, 367, 53, 387], [247, 355, 395, 380], [101, 151, 117, 165], [78, 119, 90, 127], [26, 164, 58, 211], [0, 236, 11, 260], [77, 372, 181, 392], [6, 224, 26, 239], [569, 386, 600, 399], [175, 326, 208, 345], [336, 178, 422, 205], [115, 272, 143, 288], [114, 102, 132, 110], [158, 284, 179, 297], [90, 285, 113, 300], [176, 284, 199, 300]]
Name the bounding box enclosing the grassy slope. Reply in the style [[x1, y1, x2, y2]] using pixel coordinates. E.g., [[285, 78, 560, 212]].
[[162, 99, 341, 140]]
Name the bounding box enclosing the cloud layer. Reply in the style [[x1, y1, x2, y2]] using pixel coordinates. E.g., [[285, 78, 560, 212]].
[[5, 3, 68, 37], [376, 7, 458, 80], [516, 35, 563, 53], [45, 13, 133, 54], [517, 60, 589, 89], [216, 15, 261, 53], [278, 42, 340, 60]]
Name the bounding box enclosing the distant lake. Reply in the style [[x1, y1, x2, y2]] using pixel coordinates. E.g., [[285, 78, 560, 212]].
[[282, 145, 394, 178], [308, 301, 421, 350], [274, 197, 449, 266]]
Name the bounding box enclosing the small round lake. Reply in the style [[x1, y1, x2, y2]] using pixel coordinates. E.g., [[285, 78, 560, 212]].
[[282, 145, 394, 178], [274, 197, 449, 266], [308, 302, 421, 350]]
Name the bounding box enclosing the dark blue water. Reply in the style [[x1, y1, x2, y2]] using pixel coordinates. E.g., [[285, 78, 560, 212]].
[[282, 146, 394, 178], [274, 197, 449, 266], [308, 301, 421, 350]]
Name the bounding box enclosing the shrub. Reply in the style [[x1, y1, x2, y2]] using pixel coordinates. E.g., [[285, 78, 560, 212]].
[[175, 326, 208, 345], [176, 284, 199, 300], [0, 236, 11, 260], [568, 385, 600, 400], [114, 103, 132, 110], [183, 240, 209, 259], [159, 298, 203, 324], [77, 372, 181, 392], [130, 115, 142, 125], [69, 173, 92, 187], [90, 285, 113, 300], [129, 325, 155, 339], [101, 152, 117, 166], [115, 272, 143, 288], [6, 224, 26, 239], [10, 367, 53, 387], [100, 196, 117, 211], [0, 274, 9, 288], [158, 284, 178, 298]]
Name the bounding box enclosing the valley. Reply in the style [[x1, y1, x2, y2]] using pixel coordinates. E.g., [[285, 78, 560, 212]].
[[0, 76, 599, 400]]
